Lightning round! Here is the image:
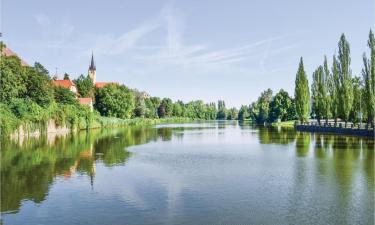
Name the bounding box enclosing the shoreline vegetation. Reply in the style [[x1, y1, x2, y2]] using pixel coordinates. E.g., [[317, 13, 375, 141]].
[[1, 30, 374, 139]]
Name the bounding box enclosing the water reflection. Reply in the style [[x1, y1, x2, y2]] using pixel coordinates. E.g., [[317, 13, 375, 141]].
[[1, 122, 373, 225], [0, 126, 170, 213]]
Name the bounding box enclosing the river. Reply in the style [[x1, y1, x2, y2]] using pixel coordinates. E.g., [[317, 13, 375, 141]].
[[1, 121, 374, 225]]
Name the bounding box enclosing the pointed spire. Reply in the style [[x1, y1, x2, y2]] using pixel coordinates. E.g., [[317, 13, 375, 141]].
[[89, 51, 96, 70]]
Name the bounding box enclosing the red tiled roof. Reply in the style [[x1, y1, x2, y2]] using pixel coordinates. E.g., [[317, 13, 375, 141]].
[[95, 82, 118, 88], [78, 98, 92, 105], [53, 80, 76, 89], [1, 47, 29, 66]]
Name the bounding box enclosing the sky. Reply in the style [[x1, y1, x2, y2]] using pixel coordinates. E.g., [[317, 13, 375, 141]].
[[2, 0, 374, 107]]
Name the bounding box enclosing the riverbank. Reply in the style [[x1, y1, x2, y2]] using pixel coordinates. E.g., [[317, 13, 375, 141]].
[[295, 123, 374, 138], [7, 116, 194, 140]]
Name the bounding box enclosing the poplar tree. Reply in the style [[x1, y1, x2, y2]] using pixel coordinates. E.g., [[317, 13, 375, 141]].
[[323, 56, 331, 123], [337, 34, 353, 125], [362, 30, 375, 126], [311, 66, 325, 124], [294, 57, 310, 123], [330, 55, 340, 124]]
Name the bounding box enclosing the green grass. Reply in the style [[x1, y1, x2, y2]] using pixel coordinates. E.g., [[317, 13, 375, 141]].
[[271, 120, 296, 128]]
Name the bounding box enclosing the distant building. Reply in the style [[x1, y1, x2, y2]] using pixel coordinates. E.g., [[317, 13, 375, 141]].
[[88, 52, 96, 83], [78, 98, 93, 111], [95, 82, 118, 88], [88, 53, 118, 88], [53, 79, 78, 94]]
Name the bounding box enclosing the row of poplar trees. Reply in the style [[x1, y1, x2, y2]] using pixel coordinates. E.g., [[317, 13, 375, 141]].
[[294, 30, 375, 126]]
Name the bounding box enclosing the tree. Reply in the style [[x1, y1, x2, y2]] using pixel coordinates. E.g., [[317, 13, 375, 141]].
[[362, 30, 375, 125], [227, 107, 238, 120], [322, 56, 331, 123], [160, 98, 173, 117], [206, 102, 217, 120], [311, 66, 325, 124], [34, 62, 50, 79], [294, 57, 310, 123], [24, 66, 54, 107], [63, 73, 70, 80], [172, 101, 183, 117], [337, 34, 354, 125], [74, 74, 93, 98], [238, 105, 249, 121], [54, 86, 78, 105], [133, 91, 146, 118], [217, 100, 227, 119], [0, 56, 26, 102], [269, 89, 294, 122], [251, 89, 273, 123], [330, 55, 341, 124], [349, 77, 363, 123], [94, 84, 135, 119]]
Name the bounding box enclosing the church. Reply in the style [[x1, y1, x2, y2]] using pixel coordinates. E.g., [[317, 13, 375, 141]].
[[88, 52, 117, 88]]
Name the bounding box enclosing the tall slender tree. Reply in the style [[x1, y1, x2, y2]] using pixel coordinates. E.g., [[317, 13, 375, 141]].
[[330, 55, 340, 124], [311, 66, 325, 124], [294, 57, 310, 123], [337, 34, 353, 125], [362, 30, 375, 126], [322, 56, 331, 123]]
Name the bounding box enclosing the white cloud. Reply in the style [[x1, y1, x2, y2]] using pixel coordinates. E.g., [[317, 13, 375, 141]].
[[34, 14, 50, 26]]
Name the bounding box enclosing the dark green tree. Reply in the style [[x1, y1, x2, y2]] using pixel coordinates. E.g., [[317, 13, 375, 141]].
[[311, 66, 325, 124], [94, 84, 135, 119], [238, 105, 249, 121], [0, 55, 26, 102], [269, 89, 294, 122], [73, 74, 93, 98], [337, 34, 354, 125], [362, 30, 375, 125], [294, 57, 310, 123], [63, 73, 70, 80], [217, 100, 227, 119], [330, 55, 341, 123], [54, 86, 78, 105], [24, 66, 54, 107]]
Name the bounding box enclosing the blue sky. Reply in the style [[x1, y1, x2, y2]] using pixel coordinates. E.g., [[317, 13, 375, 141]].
[[2, 0, 374, 107]]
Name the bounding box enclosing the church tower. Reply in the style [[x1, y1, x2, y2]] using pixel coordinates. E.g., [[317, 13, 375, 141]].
[[88, 52, 96, 84]]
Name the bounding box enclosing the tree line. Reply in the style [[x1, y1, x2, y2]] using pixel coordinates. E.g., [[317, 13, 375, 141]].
[[294, 30, 374, 126], [1, 30, 373, 132]]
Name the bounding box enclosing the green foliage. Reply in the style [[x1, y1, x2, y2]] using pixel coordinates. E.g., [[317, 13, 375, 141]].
[[269, 89, 296, 122], [0, 103, 20, 135], [294, 57, 310, 122], [24, 66, 54, 106], [249, 89, 273, 123], [94, 84, 135, 119], [0, 55, 27, 102], [238, 105, 249, 121], [227, 107, 238, 120], [337, 34, 354, 123], [54, 86, 78, 105], [311, 66, 326, 123], [362, 30, 375, 125], [217, 100, 227, 119], [134, 93, 147, 118], [73, 74, 94, 98], [63, 73, 70, 80]]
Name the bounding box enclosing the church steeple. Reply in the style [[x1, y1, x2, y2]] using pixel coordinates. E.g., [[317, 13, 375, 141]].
[[89, 52, 96, 70], [88, 51, 96, 83]]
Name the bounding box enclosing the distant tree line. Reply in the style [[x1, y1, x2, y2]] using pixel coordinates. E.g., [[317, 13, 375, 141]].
[[294, 30, 374, 126]]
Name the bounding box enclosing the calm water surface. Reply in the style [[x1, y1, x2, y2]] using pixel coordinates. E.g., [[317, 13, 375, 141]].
[[1, 121, 374, 225]]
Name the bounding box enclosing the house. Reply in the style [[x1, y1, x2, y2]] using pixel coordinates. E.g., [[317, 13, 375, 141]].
[[52, 79, 78, 94], [78, 98, 93, 111]]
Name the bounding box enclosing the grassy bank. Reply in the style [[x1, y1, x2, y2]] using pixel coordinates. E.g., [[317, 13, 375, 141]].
[[0, 100, 194, 138], [270, 120, 296, 128]]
